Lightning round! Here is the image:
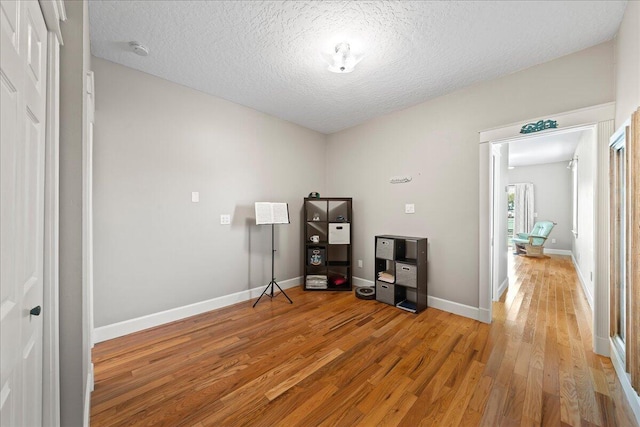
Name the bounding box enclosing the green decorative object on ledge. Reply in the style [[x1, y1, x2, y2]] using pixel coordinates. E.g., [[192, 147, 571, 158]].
[[520, 119, 557, 134]]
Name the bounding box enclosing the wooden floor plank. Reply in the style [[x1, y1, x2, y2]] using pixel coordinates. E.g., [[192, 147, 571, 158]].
[[91, 255, 638, 426]]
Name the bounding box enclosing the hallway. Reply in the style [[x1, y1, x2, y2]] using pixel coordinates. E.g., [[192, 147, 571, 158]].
[[484, 254, 637, 425]]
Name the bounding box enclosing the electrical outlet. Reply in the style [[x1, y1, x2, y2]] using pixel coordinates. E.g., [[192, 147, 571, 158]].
[[551, 238, 556, 244], [405, 204, 415, 214], [220, 214, 231, 225], [357, 259, 363, 268], [191, 192, 199, 203]]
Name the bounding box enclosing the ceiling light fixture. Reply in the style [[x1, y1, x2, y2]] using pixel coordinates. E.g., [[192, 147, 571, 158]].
[[323, 42, 362, 73], [129, 41, 149, 57]]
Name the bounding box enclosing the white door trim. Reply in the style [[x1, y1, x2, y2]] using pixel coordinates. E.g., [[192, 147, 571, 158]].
[[478, 102, 614, 353], [490, 144, 501, 302], [479, 102, 615, 142], [40, 0, 66, 425], [83, 70, 96, 427], [39, 0, 67, 45]]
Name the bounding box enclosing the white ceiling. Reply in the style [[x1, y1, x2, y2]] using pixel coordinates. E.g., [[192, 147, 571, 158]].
[[89, 1, 627, 134], [507, 129, 587, 167]]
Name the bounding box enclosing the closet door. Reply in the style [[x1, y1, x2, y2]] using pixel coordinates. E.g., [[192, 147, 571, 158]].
[[0, 1, 48, 425]]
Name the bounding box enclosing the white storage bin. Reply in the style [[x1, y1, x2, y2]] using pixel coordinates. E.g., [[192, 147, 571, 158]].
[[329, 223, 350, 244]]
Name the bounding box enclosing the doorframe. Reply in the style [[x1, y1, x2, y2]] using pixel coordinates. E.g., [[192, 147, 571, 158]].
[[490, 124, 598, 302], [478, 102, 615, 357], [489, 143, 504, 302], [40, 1, 66, 425]]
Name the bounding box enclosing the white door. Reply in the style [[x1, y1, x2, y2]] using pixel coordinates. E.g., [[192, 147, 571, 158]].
[[1, 1, 48, 426]]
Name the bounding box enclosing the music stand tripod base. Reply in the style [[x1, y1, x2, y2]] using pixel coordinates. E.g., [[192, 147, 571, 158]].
[[252, 279, 293, 307], [253, 223, 293, 307]]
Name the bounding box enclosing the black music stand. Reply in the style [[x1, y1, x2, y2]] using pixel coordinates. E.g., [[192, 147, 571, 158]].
[[253, 202, 293, 307]]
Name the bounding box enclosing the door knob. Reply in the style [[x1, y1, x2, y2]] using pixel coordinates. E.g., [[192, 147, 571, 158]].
[[30, 306, 41, 316]]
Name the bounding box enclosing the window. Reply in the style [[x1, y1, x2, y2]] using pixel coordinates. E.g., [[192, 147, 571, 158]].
[[610, 135, 626, 356], [571, 157, 578, 237], [609, 115, 638, 384]]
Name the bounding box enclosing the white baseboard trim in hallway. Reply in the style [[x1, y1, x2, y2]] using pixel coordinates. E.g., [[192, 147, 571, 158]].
[[497, 277, 509, 300], [544, 248, 573, 255], [610, 340, 640, 426], [94, 276, 302, 343], [571, 253, 594, 309]]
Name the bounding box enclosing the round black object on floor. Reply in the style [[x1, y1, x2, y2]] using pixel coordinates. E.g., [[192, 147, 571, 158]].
[[355, 287, 375, 300]]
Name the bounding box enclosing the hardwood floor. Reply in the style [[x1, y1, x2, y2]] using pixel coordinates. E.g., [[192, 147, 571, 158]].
[[91, 255, 638, 426]]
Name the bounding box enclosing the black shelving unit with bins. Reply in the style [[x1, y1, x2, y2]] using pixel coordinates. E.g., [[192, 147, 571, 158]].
[[374, 235, 428, 313], [303, 197, 352, 291]]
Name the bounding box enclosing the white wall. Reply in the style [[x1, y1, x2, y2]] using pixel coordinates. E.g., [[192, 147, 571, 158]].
[[92, 58, 326, 327], [59, 0, 90, 424], [571, 130, 596, 304], [326, 42, 614, 308], [508, 161, 573, 251], [615, 0, 639, 128]]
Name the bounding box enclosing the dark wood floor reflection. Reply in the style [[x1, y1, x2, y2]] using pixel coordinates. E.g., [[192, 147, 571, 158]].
[[91, 255, 638, 426]]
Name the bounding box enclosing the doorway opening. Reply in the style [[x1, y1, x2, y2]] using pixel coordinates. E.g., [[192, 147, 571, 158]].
[[490, 125, 596, 307], [479, 103, 615, 355]]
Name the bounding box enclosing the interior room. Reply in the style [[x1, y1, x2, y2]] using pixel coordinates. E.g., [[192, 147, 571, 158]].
[[491, 128, 595, 299], [1, 1, 639, 426]]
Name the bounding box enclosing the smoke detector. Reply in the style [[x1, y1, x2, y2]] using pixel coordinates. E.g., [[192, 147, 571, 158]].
[[129, 41, 149, 57]]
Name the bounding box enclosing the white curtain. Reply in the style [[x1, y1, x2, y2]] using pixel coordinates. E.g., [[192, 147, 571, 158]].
[[514, 183, 535, 235]]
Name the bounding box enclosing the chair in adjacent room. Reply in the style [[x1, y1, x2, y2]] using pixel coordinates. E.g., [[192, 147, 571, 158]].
[[512, 220, 556, 257]]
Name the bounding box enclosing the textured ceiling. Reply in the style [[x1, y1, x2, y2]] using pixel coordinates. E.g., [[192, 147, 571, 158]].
[[89, 1, 627, 134]]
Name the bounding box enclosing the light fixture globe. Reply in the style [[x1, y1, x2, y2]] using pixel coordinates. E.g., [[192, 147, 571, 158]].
[[324, 42, 363, 73]]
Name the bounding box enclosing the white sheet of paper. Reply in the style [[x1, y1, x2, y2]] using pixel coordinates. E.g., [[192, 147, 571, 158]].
[[271, 203, 289, 224], [255, 202, 289, 224]]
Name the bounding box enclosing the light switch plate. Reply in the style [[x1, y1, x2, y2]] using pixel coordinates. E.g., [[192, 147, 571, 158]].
[[405, 203, 415, 214], [191, 192, 199, 203], [220, 214, 231, 225]]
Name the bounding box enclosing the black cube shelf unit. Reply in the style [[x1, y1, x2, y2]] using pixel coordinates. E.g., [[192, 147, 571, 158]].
[[303, 197, 352, 291], [375, 235, 428, 313]]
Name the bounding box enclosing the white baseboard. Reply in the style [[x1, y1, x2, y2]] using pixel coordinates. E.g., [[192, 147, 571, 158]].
[[95, 275, 490, 343], [497, 277, 508, 300], [610, 340, 640, 425], [545, 248, 573, 255], [476, 308, 492, 324], [353, 276, 374, 287], [427, 295, 487, 323], [594, 336, 610, 357], [571, 254, 594, 310], [94, 276, 302, 343], [351, 277, 490, 322]]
